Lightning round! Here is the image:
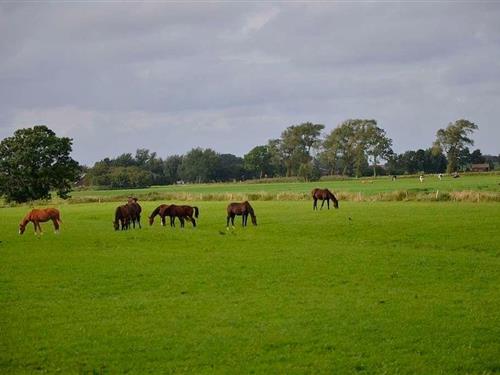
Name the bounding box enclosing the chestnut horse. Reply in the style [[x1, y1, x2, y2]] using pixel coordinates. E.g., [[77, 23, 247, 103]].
[[226, 201, 257, 228], [19, 208, 62, 235], [312, 188, 339, 210], [113, 204, 131, 231], [163, 204, 199, 228], [149, 204, 169, 226]]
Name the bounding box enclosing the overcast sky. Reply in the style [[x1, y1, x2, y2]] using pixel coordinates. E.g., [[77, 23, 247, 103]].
[[1, 2, 499, 165]]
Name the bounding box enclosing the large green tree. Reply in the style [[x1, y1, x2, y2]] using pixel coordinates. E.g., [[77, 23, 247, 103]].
[[322, 119, 392, 177], [244, 145, 272, 179], [364, 124, 393, 176], [215, 154, 244, 181], [322, 122, 356, 176], [434, 119, 478, 173], [178, 148, 219, 183], [0, 125, 80, 203], [279, 122, 324, 177]]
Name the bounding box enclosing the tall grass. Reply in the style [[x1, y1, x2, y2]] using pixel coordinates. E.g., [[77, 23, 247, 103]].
[[61, 190, 500, 204]]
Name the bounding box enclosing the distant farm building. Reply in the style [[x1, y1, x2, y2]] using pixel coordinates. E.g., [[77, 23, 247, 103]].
[[471, 163, 490, 172]]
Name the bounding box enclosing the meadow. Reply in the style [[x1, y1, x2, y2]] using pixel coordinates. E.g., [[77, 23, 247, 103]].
[[1, 198, 499, 373], [69, 174, 500, 203]]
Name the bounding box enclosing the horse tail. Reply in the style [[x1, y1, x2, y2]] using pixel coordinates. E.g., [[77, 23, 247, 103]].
[[193, 206, 199, 218]]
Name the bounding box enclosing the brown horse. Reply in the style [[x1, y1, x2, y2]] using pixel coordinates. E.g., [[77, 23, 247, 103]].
[[163, 204, 199, 228], [312, 188, 339, 210], [226, 201, 257, 228], [149, 204, 169, 226], [113, 204, 131, 231], [127, 198, 142, 229], [19, 208, 62, 235]]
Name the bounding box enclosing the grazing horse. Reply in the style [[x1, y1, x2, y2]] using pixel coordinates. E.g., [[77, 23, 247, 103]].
[[149, 204, 170, 226], [19, 208, 62, 235], [113, 204, 131, 231], [312, 188, 339, 210], [226, 201, 257, 228], [163, 204, 199, 228], [127, 198, 142, 229]]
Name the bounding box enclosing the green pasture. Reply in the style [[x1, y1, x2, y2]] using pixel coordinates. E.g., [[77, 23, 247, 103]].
[[1, 201, 499, 374], [71, 173, 500, 200]]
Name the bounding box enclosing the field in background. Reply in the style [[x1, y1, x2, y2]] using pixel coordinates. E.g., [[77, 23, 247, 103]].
[[1, 201, 499, 373], [65, 174, 500, 204]]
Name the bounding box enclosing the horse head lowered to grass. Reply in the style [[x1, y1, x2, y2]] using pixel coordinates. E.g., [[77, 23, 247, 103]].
[[312, 188, 339, 210], [149, 204, 199, 228], [226, 201, 257, 228], [19, 208, 62, 235]]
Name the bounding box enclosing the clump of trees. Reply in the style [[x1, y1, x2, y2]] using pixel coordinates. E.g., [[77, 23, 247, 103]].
[[0, 125, 80, 203], [385, 148, 447, 175], [85, 148, 245, 188]]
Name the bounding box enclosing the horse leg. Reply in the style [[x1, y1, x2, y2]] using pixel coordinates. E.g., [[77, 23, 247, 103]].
[[33, 221, 38, 236], [190, 216, 196, 228], [226, 215, 230, 229], [170, 216, 175, 227], [327, 198, 330, 210], [231, 215, 235, 228], [242, 213, 247, 227], [320, 199, 325, 210], [52, 218, 60, 234], [313, 198, 317, 210], [37, 221, 43, 235], [179, 217, 185, 228]]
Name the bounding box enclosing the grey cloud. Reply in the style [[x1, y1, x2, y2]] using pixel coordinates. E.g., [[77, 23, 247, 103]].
[[1, 2, 499, 164]]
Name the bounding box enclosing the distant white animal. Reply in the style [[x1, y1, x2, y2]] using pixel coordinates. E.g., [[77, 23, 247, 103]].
[[438, 173, 442, 180], [419, 175, 424, 183]]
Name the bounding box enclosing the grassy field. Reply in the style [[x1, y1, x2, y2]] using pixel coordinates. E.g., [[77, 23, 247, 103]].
[[71, 174, 500, 199], [1, 200, 499, 374]]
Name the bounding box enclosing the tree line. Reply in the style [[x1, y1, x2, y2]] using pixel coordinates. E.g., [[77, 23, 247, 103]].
[[83, 118, 496, 188], [0, 120, 498, 202]]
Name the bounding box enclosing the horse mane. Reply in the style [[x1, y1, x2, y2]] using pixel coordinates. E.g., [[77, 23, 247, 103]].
[[245, 202, 255, 216], [20, 215, 30, 227]]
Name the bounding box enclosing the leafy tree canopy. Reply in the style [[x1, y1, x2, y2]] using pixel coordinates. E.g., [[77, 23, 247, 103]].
[[0, 125, 80, 203], [434, 119, 478, 173]]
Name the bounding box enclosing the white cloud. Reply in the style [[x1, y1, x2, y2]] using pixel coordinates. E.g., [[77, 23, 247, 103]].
[[241, 7, 280, 35]]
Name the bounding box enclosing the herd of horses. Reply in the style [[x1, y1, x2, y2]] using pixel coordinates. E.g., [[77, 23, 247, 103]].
[[18, 188, 338, 235]]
